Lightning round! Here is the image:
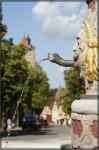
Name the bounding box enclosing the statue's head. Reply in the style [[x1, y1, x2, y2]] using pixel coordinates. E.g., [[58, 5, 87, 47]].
[[86, 0, 96, 11]]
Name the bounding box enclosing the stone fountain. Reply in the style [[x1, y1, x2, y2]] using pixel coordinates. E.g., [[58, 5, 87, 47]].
[[48, 0, 99, 149]]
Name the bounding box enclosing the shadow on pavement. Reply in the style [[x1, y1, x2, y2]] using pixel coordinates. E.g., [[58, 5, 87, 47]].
[[61, 144, 72, 150], [1, 127, 58, 138]]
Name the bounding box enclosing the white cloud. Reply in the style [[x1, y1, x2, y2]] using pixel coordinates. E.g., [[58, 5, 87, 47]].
[[33, 2, 60, 23], [32, 2, 86, 38]]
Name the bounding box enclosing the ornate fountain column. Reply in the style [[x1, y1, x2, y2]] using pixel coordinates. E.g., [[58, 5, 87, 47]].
[[71, 1, 99, 148], [71, 94, 99, 149]]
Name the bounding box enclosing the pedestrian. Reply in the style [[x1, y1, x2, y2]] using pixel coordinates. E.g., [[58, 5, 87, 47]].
[[67, 118, 71, 127], [7, 117, 12, 136]]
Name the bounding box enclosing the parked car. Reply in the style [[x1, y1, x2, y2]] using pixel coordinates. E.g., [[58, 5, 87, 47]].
[[38, 117, 48, 128], [22, 116, 41, 130]]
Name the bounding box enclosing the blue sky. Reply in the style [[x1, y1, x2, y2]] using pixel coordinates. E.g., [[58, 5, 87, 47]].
[[2, 1, 86, 88]]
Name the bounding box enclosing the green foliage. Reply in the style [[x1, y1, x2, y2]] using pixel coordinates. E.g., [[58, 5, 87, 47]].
[[0, 14, 7, 40], [1, 39, 29, 117], [21, 66, 50, 109], [1, 23, 51, 119], [48, 88, 57, 101], [62, 68, 85, 114]]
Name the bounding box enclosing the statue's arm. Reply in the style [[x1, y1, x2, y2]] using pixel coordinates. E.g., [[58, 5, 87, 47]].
[[48, 53, 74, 67]]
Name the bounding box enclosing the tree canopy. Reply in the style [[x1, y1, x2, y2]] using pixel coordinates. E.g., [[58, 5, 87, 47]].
[[1, 22, 52, 120], [62, 68, 85, 115]]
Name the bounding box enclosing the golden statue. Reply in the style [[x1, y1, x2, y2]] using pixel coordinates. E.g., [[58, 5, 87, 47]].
[[48, 0, 98, 94], [84, 21, 98, 82]]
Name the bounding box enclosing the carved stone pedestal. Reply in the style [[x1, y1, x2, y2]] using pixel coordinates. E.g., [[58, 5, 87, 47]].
[[71, 95, 99, 149]]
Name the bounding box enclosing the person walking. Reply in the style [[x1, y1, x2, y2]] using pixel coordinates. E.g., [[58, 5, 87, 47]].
[[7, 118, 12, 136]]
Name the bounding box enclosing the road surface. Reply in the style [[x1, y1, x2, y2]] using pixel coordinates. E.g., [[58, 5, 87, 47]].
[[2, 125, 71, 149]]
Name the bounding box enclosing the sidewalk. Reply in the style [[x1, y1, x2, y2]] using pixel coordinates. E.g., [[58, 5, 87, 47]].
[[1, 127, 22, 132], [1, 127, 22, 138]]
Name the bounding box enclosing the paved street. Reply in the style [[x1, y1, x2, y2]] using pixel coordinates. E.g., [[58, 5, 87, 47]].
[[2, 125, 71, 149]]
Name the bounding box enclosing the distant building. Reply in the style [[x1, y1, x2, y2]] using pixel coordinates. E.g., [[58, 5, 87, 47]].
[[51, 101, 59, 125], [41, 85, 66, 125], [19, 36, 36, 67], [41, 106, 52, 124], [52, 85, 66, 125]]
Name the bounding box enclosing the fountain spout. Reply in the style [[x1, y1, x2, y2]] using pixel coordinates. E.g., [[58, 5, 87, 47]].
[[38, 58, 49, 64], [48, 53, 74, 67]]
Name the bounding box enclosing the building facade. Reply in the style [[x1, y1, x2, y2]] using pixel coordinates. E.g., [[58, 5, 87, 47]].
[[20, 36, 36, 67]]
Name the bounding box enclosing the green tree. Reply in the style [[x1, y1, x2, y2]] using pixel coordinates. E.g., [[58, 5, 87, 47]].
[[1, 22, 52, 121], [1, 40, 29, 118], [62, 68, 85, 114], [21, 65, 51, 110]]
